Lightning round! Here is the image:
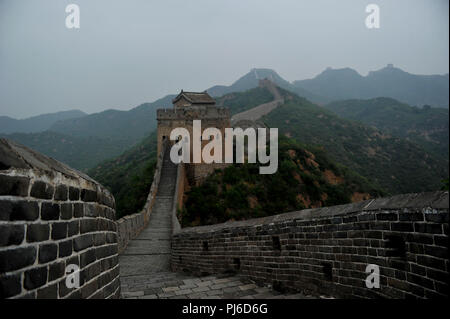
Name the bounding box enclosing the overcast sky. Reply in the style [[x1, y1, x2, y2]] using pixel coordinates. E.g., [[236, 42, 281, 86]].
[[0, 0, 448, 118]]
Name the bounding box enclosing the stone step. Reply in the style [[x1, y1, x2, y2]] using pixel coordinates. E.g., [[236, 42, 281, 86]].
[[119, 254, 171, 277], [152, 203, 173, 210], [136, 234, 171, 240], [121, 240, 171, 255]]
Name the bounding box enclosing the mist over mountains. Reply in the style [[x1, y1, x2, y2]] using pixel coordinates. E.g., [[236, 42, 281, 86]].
[[207, 68, 326, 104], [1, 65, 448, 195], [209, 65, 449, 108], [2, 65, 448, 137], [49, 94, 175, 142], [0, 95, 175, 170], [294, 65, 449, 108], [0, 110, 86, 134]]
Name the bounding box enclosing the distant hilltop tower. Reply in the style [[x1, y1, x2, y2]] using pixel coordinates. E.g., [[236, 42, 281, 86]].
[[157, 90, 231, 184]]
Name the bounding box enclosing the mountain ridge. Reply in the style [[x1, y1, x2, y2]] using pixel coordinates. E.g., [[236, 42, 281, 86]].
[[88, 83, 449, 220], [0, 109, 86, 134], [0, 130, 128, 171], [49, 94, 175, 141], [294, 65, 449, 108], [2, 66, 448, 175], [324, 97, 449, 159], [264, 87, 448, 194], [207, 68, 327, 104]]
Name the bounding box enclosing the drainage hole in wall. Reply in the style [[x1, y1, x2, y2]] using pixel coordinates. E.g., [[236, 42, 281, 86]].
[[322, 262, 333, 281], [233, 258, 241, 270], [385, 235, 406, 259], [272, 236, 281, 251]]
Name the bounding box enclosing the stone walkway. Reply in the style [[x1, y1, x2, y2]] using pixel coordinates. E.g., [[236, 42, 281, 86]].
[[120, 272, 314, 299], [118, 196, 172, 276], [118, 150, 176, 277], [118, 139, 318, 299]]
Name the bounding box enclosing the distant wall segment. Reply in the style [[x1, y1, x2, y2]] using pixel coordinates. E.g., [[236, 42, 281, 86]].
[[171, 191, 449, 299], [0, 139, 120, 299]]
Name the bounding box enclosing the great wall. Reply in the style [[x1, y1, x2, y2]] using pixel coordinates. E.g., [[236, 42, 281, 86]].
[[0, 82, 448, 299]]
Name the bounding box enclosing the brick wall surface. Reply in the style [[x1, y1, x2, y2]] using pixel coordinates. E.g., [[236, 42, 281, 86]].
[[156, 104, 231, 184], [172, 191, 449, 299], [171, 162, 187, 233], [0, 139, 120, 299]]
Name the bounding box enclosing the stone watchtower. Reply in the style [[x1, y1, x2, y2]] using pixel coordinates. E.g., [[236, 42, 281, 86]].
[[157, 90, 231, 185]]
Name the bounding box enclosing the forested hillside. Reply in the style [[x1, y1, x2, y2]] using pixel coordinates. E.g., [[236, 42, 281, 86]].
[[1, 96, 174, 171], [215, 87, 274, 114], [181, 136, 384, 226], [0, 110, 86, 134], [324, 97, 449, 159], [88, 132, 158, 218], [87, 85, 449, 219], [0, 131, 128, 171], [264, 89, 448, 194]]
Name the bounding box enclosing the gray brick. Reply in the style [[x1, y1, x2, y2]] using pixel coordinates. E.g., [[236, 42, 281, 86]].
[[0, 175, 29, 196], [48, 261, 66, 281], [0, 224, 24, 246], [60, 203, 73, 220], [51, 222, 68, 240], [69, 187, 80, 201], [10, 201, 39, 221], [80, 248, 96, 267], [192, 286, 210, 293], [81, 189, 97, 202], [0, 273, 22, 298], [54, 185, 68, 201], [37, 283, 58, 299], [41, 203, 60, 220], [73, 203, 84, 217], [27, 223, 49, 242], [68, 220, 79, 237], [80, 219, 97, 234], [175, 288, 192, 295], [94, 233, 106, 246], [0, 246, 36, 272], [73, 234, 93, 252], [30, 181, 54, 199], [39, 243, 58, 263], [24, 266, 48, 289]]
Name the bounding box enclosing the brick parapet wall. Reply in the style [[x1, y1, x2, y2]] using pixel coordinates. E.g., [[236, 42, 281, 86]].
[[172, 191, 449, 299], [172, 163, 184, 233], [0, 139, 120, 299], [157, 106, 230, 121], [116, 139, 167, 253]]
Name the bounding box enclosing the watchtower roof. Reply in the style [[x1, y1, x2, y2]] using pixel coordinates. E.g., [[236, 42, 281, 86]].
[[172, 90, 216, 105]]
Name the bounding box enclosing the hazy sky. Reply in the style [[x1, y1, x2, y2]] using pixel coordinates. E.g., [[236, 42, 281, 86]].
[[0, 0, 448, 118]]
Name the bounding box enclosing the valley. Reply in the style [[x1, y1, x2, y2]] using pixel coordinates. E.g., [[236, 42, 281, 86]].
[[1, 67, 448, 219]]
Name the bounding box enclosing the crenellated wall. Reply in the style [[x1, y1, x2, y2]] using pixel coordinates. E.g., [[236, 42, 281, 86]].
[[157, 107, 230, 121], [0, 139, 120, 299], [171, 191, 449, 299]]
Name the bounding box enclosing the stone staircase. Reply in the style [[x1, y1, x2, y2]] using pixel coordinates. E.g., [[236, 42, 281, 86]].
[[118, 150, 178, 277]]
